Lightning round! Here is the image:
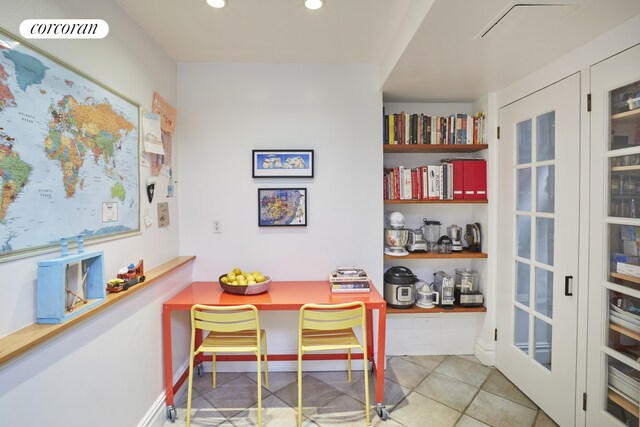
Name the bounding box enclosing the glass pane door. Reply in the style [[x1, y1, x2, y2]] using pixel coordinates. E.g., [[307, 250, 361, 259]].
[[514, 111, 556, 371], [604, 79, 640, 425]]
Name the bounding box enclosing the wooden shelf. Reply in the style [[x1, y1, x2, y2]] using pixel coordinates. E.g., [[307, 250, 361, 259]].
[[610, 272, 640, 284], [383, 144, 488, 154], [387, 304, 487, 314], [610, 322, 640, 341], [608, 389, 639, 415], [612, 108, 640, 124], [384, 250, 488, 260], [611, 165, 640, 172], [0, 256, 196, 367], [385, 198, 488, 204]]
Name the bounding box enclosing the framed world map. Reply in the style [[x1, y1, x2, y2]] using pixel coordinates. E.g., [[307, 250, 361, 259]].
[[0, 27, 140, 261]]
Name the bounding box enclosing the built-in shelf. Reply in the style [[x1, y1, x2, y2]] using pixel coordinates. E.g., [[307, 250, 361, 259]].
[[609, 322, 640, 341], [387, 304, 487, 314], [385, 199, 488, 204], [383, 144, 488, 154], [611, 108, 640, 124], [608, 389, 639, 415], [384, 250, 488, 260]]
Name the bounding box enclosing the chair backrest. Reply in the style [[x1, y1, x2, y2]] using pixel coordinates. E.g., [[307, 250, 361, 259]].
[[299, 301, 365, 331], [191, 304, 259, 333]]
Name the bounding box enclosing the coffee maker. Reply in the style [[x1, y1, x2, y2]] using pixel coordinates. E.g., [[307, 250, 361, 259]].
[[406, 228, 428, 252], [433, 271, 455, 309]]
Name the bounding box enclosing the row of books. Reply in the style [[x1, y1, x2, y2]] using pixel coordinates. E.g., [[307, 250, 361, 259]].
[[329, 267, 371, 293], [383, 112, 486, 146], [384, 159, 487, 200]]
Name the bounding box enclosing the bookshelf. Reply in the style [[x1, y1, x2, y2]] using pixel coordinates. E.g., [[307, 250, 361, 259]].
[[382, 123, 489, 314]]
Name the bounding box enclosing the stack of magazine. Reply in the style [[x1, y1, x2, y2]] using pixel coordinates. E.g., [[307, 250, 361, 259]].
[[329, 266, 370, 293]]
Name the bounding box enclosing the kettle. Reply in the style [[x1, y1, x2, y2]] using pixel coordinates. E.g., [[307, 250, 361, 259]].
[[415, 281, 440, 309]]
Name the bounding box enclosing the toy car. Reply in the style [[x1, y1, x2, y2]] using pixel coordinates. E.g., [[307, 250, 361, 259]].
[[106, 260, 145, 293]]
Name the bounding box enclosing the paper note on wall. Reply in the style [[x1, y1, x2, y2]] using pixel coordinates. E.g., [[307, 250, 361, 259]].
[[158, 202, 170, 228], [142, 111, 164, 155]]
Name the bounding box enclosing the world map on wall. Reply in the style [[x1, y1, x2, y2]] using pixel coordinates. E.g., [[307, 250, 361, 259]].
[[0, 29, 139, 258]]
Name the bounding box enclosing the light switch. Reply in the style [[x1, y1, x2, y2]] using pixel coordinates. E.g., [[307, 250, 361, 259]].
[[212, 219, 222, 233]]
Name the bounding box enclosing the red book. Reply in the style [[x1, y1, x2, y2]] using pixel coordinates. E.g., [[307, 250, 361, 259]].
[[463, 160, 476, 199], [411, 169, 418, 199], [393, 167, 400, 200], [452, 160, 465, 199], [475, 160, 487, 200]]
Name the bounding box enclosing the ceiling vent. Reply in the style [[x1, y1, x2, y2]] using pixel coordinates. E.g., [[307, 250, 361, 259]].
[[476, 2, 580, 40]]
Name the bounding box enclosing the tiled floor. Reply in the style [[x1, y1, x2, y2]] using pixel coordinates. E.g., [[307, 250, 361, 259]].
[[165, 355, 559, 427]]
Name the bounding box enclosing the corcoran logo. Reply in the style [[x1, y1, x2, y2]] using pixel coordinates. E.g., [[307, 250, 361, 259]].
[[19, 19, 109, 39]]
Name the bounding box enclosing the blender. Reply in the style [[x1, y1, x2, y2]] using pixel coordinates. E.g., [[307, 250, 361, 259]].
[[454, 268, 484, 307], [447, 224, 463, 252], [384, 212, 409, 256], [421, 219, 441, 253]]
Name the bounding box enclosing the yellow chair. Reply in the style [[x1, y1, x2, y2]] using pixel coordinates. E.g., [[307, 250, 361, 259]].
[[186, 304, 269, 427], [297, 301, 370, 426]]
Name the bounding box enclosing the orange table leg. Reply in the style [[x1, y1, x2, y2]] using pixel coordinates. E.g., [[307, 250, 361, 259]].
[[375, 305, 389, 420], [162, 305, 177, 421], [366, 309, 374, 369]]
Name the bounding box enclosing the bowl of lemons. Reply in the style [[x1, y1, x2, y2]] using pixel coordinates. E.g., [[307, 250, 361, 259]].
[[219, 268, 271, 295]]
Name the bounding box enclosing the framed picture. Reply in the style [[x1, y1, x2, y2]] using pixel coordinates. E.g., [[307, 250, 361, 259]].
[[258, 188, 307, 226], [252, 149, 314, 178]]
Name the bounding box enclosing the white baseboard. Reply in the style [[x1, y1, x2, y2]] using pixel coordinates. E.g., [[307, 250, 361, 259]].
[[475, 339, 496, 366], [138, 359, 190, 427]]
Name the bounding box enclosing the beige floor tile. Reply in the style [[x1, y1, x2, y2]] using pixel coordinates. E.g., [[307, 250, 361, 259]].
[[200, 375, 264, 419], [260, 371, 298, 394], [457, 355, 484, 365], [175, 395, 226, 426], [534, 411, 559, 427], [465, 390, 538, 427], [378, 378, 412, 410], [390, 391, 462, 427], [456, 415, 491, 427], [403, 354, 448, 370], [481, 370, 537, 410], [229, 394, 317, 427], [435, 356, 493, 388], [308, 370, 375, 404], [384, 356, 432, 389], [273, 373, 342, 418], [310, 393, 373, 426], [191, 371, 244, 396], [414, 372, 479, 412], [372, 417, 405, 427]]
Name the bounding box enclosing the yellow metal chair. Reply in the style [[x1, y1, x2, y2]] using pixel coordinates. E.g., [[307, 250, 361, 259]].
[[186, 304, 269, 427], [297, 301, 370, 426]]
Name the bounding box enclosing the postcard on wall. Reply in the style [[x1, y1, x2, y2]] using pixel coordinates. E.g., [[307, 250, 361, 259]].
[[152, 92, 177, 135], [157, 202, 170, 228]]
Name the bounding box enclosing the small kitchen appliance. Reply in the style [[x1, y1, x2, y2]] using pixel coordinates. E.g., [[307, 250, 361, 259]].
[[433, 271, 455, 309], [406, 228, 428, 252], [384, 212, 409, 256], [447, 224, 463, 252], [454, 268, 484, 307], [384, 266, 417, 309], [464, 223, 482, 252], [422, 219, 442, 252], [415, 281, 440, 309]]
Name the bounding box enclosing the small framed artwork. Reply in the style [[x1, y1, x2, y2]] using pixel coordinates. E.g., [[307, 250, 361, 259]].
[[258, 188, 307, 226], [252, 149, 314, 178]]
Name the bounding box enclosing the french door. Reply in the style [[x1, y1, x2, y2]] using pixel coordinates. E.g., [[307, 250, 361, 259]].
[[497, 73, 581, 426], [587, 44, 640, 427]]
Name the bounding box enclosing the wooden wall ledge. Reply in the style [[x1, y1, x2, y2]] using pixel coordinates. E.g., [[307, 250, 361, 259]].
[[0, 255, 196, 367]]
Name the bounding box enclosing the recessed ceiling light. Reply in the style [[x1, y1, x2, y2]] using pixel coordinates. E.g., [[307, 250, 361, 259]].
[[304, 0, 323, 10], [206, 0, 227, 8]]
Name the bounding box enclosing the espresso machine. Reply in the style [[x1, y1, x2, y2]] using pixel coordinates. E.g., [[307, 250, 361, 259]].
[[433, 271, 455, 309], [447, 224, 463, 252]]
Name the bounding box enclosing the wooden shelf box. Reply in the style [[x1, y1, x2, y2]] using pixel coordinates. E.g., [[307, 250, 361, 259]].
[[37, 250, 106, 324]]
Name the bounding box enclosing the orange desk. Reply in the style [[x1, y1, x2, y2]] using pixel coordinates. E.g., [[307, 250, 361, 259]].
[[162, 281, 388, 421]]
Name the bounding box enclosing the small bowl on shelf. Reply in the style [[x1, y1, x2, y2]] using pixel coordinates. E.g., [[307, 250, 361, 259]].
[[218, 275, 271, 295], [628, 96, 640, 111]]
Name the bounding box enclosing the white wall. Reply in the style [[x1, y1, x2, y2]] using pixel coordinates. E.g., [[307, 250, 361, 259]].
[[0, 1, 184, 426], [177, 63, 382, 365]]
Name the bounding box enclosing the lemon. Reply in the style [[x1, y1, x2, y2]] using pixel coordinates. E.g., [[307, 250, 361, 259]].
[[256, 275, 265, 283], [246, 274, 255, 281], [248, 280, 256, 285], [221, 276, 229, 284], [227, 272, 236, 281], [252, 271, 261, 277], [231, 280, 238, 286], [233, 267, 242, 275], [236, 274, 245, 282]]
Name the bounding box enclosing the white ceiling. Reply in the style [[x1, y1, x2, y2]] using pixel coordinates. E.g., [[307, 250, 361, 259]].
[[117, 0, 640, 102]]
